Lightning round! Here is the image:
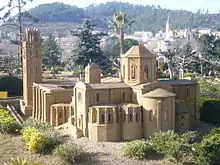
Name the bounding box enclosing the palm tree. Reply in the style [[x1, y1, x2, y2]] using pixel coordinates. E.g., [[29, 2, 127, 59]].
[[109, 12, 135, 55]]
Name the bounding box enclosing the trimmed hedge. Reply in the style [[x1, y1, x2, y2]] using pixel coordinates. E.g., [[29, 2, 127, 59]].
[[200, 97, 220, 125], [0, 76, 22, 96]]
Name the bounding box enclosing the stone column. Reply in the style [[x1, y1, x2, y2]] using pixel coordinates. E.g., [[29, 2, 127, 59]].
[[105, 108, 108, 124], [35, 87, 39, 119], [113, 107, 117, 124], [62, 106, 66, 124], [44, 92, 55, 123], [97, 108, 100, 124], [41, 90, 44, 121], [157, 101, 162, 131], [55, 107, 59, 126], [32, 86, 36, 118], [38, 89, 42, 120], [66, 105, 70, 120], [50, 107, 55, 126]]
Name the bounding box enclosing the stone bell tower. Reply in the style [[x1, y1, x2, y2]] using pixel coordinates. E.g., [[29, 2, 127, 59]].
[[21, 28, 43, 116], [120, 44, 157, 86]]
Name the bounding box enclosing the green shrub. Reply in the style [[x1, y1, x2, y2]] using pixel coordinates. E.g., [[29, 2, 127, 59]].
[[199, 80, 220, 98], [148, 130, 197, 164], [22, 127, 46, 153], [22, 119, 60, 151], [184, 72, 193, 77], [200, 97, 220, 125], [22, 119, 51, 132], [53, 142, 84, 163], [0, 108, 20, 134], [0, 76, 22, 96], [123, 139, 155, 160], [3, 157, 40, 165], [192, 128, 220, 165]]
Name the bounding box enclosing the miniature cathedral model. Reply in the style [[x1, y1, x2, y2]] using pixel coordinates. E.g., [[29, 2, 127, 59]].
[[20, 29, 200, 142]]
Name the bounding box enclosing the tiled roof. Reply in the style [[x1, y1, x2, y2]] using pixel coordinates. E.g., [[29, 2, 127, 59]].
[[87, 82, 130, 89], [143, 88, 176, 98], [159, 79, 197, 85], [123, 44, 155, 58], [33, 81, 75, 92]]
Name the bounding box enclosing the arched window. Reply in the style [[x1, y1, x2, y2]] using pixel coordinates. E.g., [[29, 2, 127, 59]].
[[131, 64, 137, 79], [100, 113, 105, 124], [136, 113, 139, 122], [149, 110, 154, 121], [108, 113, 113, 124], [122, 92, 125, 101], [78, 92, 82, 103], [92, 109, 97, 123], [144, 65, 148, 80], [96, 93, 100, 102], [128, 113, 133, 122], [186, 87, 189, 96], [123, 111, 126, 122], [164, 111, 168, 121], [116, 110, 119, 123]]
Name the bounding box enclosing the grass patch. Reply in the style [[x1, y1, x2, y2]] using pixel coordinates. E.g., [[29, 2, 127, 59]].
[[0, 134, 66, 165]]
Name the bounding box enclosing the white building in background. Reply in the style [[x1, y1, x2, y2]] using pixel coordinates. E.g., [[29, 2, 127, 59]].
[[198, 28, 211, 35]]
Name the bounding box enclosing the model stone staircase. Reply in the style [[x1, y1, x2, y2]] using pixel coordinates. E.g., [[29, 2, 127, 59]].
[[7, 105, 24, 124]]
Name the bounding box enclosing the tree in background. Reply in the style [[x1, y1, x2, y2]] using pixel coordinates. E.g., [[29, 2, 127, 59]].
[[196, 34, 216, 75], [42, 34, 62, 69], [0, 53, 20, 76], [0, 0, 39, 75], [109, 12, 135, 55], [69, 20, 108, 73], [173, 42, 197, 79], [102, 37, 139, 71]]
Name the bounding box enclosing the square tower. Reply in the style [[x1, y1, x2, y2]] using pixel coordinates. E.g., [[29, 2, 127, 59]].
[[22, 28, 43, 111]]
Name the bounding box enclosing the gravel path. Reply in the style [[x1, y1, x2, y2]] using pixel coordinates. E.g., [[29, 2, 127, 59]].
[[57, 121, 216, 165], [59, 132, 162, 165], [75, 137, 162, 165]]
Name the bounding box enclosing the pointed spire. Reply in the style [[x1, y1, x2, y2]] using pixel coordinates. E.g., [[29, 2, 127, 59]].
[[166, 14, 170, 24]]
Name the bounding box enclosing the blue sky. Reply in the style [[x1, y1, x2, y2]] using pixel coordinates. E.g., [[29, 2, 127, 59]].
[[1, 0, 220, 13]]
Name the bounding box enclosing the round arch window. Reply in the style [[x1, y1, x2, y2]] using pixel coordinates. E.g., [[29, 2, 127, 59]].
[[78, 92, 83, 103]]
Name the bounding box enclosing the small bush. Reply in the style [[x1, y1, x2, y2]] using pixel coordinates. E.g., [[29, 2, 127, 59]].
[[0, 76, 22, 96], [3, 157, 40, 165], [192, 128, 220, 165], [22, 119, 51, 132], [53, 142, 84, 163], [22, 119, 60, 151], [149, 130, 197, 164], [123, 139, 155, 160], [0, 108, 20, 134], [22, 127, 46, 153]]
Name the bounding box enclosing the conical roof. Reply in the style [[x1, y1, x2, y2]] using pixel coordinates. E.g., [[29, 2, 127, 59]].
[[142, 88, 176, 98], [123, 44, 155, 58]]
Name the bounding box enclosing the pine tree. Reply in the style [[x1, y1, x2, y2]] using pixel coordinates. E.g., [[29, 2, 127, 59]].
[[70, 20, 107, 69], [42, 34, 62, 68]]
